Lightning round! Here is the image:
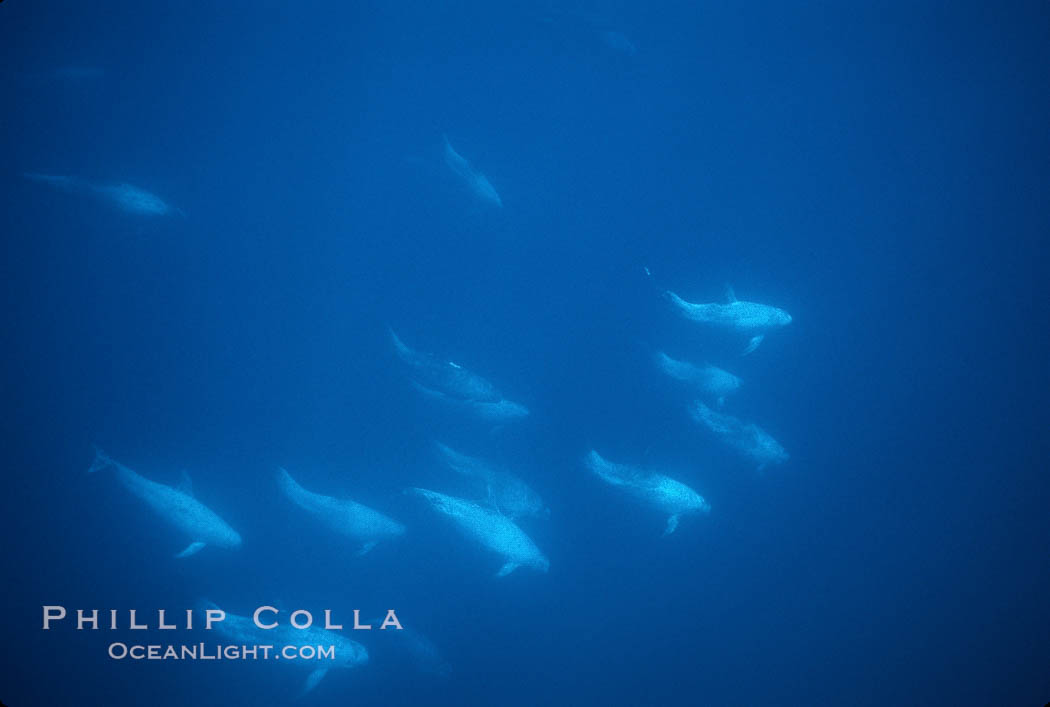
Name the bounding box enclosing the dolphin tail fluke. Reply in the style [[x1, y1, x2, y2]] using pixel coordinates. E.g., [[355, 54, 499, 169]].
[[87, 446, 115, 474], [742, 335, 764, 356], [663, 515, 680, 536], [175, 541, 206, 558], [358, 541, 378, 557], [300, 667, 329, 696], [496, 562, 519, 578]]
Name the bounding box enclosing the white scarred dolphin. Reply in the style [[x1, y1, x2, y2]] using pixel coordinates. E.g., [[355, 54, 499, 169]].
[[435, 442, 548, 520], [655, 351, 741, 406], [277, 467, 405, 556], [87, 449, 241, 558], [666, 287, 791, 354], [200, 600, 369, 695], [408, 488, 548, 577], [584, 450, 710, 536], [24, 172, 182, 216], [442, 135, 502, 207], [689, 401, 789, 470]]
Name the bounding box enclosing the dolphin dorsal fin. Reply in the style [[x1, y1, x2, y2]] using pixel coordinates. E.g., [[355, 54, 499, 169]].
[[177, 470, 194, 497], [301, 667, 329, 695], [724, 285, 738, 303]]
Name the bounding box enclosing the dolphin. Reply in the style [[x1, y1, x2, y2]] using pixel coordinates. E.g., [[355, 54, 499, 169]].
[[23, 172, 181, 216], [584, 450, 710, 536], [277, 467, 405, 556], [689, 401, 789, 471], [412, 382, 529, 422], [665, 287, 791, 354], [390, 328, 502, 403], [408, 488, 549, 577], [442, 135, 503, 207], [200, 600, 368, 695], [655, 351, 741, 406], [390, 329, 529, 421], [370, 620, 451, 677], [435, 442, 548, 520], [87, 448, 241, 558]]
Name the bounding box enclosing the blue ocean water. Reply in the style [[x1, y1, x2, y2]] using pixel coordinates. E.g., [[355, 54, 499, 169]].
[[2, 2, 1048, 705]]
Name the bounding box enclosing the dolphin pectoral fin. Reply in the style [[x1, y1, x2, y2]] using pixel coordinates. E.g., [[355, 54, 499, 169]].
[[742, 335, 764, 355], [301, 667, 329, 695], [177, 470, 194, 496], [175, 541, 206, 558], [358, 541, 378, 556], [496, 562, 519, 578], [663, 515, 680, 536]]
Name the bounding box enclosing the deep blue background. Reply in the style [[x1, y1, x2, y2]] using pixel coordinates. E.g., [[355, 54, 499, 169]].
[[2, 1, 1048, 705]]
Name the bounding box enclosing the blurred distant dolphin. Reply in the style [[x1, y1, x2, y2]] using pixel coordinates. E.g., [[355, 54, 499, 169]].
[[442, 135, 502, 207], [689, 401, 789, 471], [584, 450, 710, 536], [408, 488, 549, 577], [390, 329, 528, 421], [88, 449, 241, 558], [370, 620, 451, 677], [655, 351, 741, 406], [200, 600, 368, 695], [412, 382, 530, 422], [390, 328, 502, 403], [277, 467, 405, 556], [23, 172, 182, 216], [666, 287, 791, 354], [435, 442, 548, 520]]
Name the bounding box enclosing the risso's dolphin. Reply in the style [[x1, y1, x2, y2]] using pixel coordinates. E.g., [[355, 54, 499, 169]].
[[370, 620, 451, 677], [412, 382, 529, 421], [408, 488, 549, 577], [435, 442, 548, 520], [689, 401, 789, 470], [655, 351, 741, 406], [24, 172, 182, 216], [584, 450, 710, 536], [390, 329, 529, 421], [87, 449, 241, 558], [200, 600, 368, 695], [666, 286, 791, 354], [442, 135, 503, 207], [277, 467, 405, 556], [390, 328, 502, 403]]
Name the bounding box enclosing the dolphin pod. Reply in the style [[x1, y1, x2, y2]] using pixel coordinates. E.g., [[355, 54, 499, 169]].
[[665, 287, 791, 355], [655, 351, 741, 407], [277, 467, 405, 556], [408, 487, 549, 577], [200, 600, 369, 695], [23, 172, 181, 216], [689, 401, 788, 471], [87, 449, 242, 558], [390, 328, 529, 421], [585, 450, 710, 536], [442, 135, 503, 207], [435, 442, 548, 521]]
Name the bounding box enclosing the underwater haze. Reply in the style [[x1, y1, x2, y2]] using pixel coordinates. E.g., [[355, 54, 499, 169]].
[[2, 1, 1049, 705]]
